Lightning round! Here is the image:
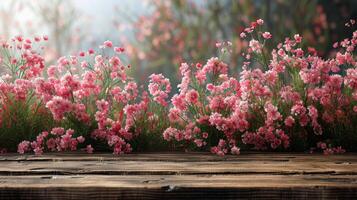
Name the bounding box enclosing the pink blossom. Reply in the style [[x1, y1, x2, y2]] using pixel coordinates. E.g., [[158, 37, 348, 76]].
[[262, 32, 272, 39], [172, 94, 187, 111], [46, 96, 72, 120], [264, 102, 282, 125], [86, 145, 94, 153], [163, 127, 180, 141], [148, 74, 171, 106], [103, 40, 113, 48], [114, 47, 125, 53], [185, 89, 199, 104], [96, 99, 109, 112], [291, 103, 306, 116], [231, 146, 240, 155], [77, 136, 85, 143], [46, 138, 56, 151], [308, 106, 318, 121], [88, 48, 95, 54], [33, 147, 43, 155], [256, 19, 264, 25], [294, 34, 302, 43], [203, 57, 228, 75], [18, 141, 30, 154], [284, 116, 295, 127], [168, 108, 181, 122], [249, 39, 262, 53]]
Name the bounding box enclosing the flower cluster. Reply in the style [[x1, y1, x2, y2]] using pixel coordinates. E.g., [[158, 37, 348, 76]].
[[33, 41, 171, 154], [18, 127, 86, 155], [148, 73, 171, 106], [314, 142, 346, 155], [0, 38, 170, 155], [164, 57, 247, 155], [1, 18, 356, 156], [0, 36, 54, 151], [163, 19, 357, 155]]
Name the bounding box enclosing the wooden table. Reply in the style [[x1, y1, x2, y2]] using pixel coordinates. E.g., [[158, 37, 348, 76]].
[[0, 152, 356, 199]]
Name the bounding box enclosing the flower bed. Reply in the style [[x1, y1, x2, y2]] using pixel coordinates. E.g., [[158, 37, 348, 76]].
[[0, 19, 356, 155]]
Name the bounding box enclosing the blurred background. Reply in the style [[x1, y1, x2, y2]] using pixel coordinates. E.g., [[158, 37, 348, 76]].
[[1, 0, 356, 87]]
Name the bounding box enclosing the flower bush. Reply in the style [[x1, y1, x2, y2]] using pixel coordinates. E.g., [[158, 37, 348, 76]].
[[0, 38, 170, 155], [0, 19, 356, 156], [163, 19, 357, 155], [0, 36, 54, 151]]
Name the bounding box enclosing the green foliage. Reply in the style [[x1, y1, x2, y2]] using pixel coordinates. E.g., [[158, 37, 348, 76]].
[[0, 96, 54, 151]]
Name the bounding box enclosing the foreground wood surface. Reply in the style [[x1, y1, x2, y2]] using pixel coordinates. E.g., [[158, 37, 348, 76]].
[[0, 153, 356, 199]]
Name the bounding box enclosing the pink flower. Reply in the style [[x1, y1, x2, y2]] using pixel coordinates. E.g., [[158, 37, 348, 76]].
[[323, 148, 334, 155], [168, 108, 181, 122], [148, 74, 171, 106], [77, 136, 85, 143], [194, 139, 204, 147], [284, 116, 295, 127], [332, 146, 345, 154], [46, 96, 72, 120], [18, 141, 30, 154], [163, 127, 179, 141], [124, 104, 138, 118], [96, 99, 109, 112], [125, 81, 138, 100], [317, 142, 327, 150], [79, 51, 86, 57], [109, 56, 121, 67], [257, 19, 264, 25], [203, 57, 228, 75], [209, 96, 225, 111], [46, 138, 57, 151], [174, 131, 184, 141], [262, 32, 272, 39], [291, 103, 306, 116], [299, 114, 309, 127], [172, 94, 187, 111], [114, 47, 125, 53], [249, 39, 262, 53], [308, 106, 318, 121], [294, 34, 302, 43], [185, 89, 199, 105], [103, 40, 113, 48], [51, 127, 65, 135], [231, 146, 240, 155], [88, 48, 95, 54], [86, 145, 94, 153], [327, 75, 343, 89], [47, 65, 57, 77], [33, 147, 43, 155]]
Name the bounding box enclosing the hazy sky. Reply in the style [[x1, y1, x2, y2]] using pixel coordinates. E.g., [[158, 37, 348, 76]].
[[72, 0, 149, 34], [0, 0, 150, 39]]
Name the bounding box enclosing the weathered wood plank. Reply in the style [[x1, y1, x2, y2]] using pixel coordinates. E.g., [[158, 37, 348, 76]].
[[0, 160, 356, 175], [0, 153, 356, 199], [0, 175, 356, 199], [1, 174, 357, 188]]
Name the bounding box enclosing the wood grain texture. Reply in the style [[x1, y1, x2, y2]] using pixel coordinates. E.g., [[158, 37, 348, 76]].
[[0, 153, 356, 199]]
